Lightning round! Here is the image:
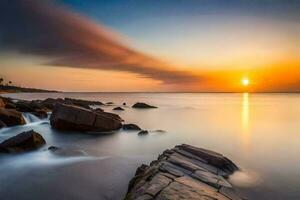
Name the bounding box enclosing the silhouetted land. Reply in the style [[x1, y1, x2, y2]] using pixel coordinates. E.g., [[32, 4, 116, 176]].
[[0, 85, 58, 93]]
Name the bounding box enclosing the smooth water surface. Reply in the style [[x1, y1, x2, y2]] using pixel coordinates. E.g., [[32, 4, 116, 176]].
[[1, 92, 300, 200]]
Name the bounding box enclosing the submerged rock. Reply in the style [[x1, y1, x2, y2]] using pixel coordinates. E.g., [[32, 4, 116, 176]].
[[0, 130, 46, 153], [125, 144, 241, 200], [138, 130, 149, 135], [132, 102, 157, 109], [50, 103, 122, 132], [48, 146, 86, 157], [0, 108, 26, 126], [123, 123, 141, 131], [113, 106, 124, 111]]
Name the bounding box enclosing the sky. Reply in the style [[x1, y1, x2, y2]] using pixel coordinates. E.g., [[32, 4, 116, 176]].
[[0, 0, 299, 92]]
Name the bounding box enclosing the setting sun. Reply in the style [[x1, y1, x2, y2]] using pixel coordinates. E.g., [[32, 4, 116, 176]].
[[242, 78, 250, 86]]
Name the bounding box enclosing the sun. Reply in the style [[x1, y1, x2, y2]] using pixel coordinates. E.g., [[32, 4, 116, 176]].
[[242, 78, 250, 86]]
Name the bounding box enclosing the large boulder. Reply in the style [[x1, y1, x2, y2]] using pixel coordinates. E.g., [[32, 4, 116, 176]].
[[132, 102, 157, 109], [50, 103, 122, 132], [0, 130, 46, 153], [125, 144, 241, 200], [0, 108, 26, 126], [15, 100, 49, 119]]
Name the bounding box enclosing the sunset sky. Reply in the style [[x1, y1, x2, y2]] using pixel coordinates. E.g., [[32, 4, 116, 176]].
[[0, 0, 299, 92]]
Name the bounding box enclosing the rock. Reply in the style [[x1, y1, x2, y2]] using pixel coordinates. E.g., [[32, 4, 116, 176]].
[[48, 146, 60, 151], [48, 146, 86, 157], [153, 130, 166, 133], [106, 102, 114, 105], [93, 108, 104, 113], [123, 102, 127, 106], [123, 123, 142, 131], [41, 98, 103, 110], [132, 102, 157, 109], [64, 98, 103, 109], [41, 98, 65, 109], [0, 130, 46, 153], [32, 109, 48, 119], [0, 120, 6, 128], [113, 106, 124, 111], [138, 130, 149, 135], [50, 103, 122, 132], [125, 144, 242, 200], [5, 102, 16, 109], [178, 144, 238, 174], [0, 108, 26, 126], [0, 97, 5, 108]]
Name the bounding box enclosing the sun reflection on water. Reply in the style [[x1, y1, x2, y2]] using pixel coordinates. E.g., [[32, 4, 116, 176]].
[[241, 93, 250, 152]]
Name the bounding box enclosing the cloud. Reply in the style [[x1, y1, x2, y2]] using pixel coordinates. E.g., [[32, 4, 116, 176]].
[[0, 0, 201, 84]]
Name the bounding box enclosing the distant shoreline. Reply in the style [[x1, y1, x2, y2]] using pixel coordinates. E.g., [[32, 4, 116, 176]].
[[0, 85, 59, 94]]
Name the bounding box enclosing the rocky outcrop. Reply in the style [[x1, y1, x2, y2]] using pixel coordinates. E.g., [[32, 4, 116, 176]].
[[14, 100, 49, 119], [0, 108, 26, 126], [40, 98, 103, 110], [125, 144, 241, 200], [50, 103, 122, 132], [0, 130, 46, 153], [64, 98, 103, 109], [132, 102, 157, 109], [113, 107, 124, 111], [123, 124, 141, 131]]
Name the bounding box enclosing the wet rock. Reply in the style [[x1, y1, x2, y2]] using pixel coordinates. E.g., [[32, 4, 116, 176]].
[[50, 103, 122, 132], [0, 120, 6, 128], [123, 123, 142, 131], [64, 98, 103, 109], [125, 144, 241, 200], [93, 108, 104, 113], [5, 102, 16, 109], [132, 102, 157, 109], [0, 130, 46, 153], [113, 106, 124, 111], [0, 97, 5, 108], [0, 108, 26, 126], [138, 130, 149, 135], [41, 98, 65, 110], [48, 146, 60, 151], [32, 109, 48, 119]]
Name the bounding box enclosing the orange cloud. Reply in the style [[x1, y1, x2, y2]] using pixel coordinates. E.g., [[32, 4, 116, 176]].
[[0, 0, 201, 85]]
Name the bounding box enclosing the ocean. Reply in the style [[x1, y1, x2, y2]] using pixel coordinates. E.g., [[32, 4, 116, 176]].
[[1, 92, 300, 200]]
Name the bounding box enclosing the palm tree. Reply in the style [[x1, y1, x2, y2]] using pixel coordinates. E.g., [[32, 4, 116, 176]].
[[0, 78, 3, 86], [8, 81, 12, 85]]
